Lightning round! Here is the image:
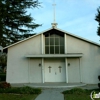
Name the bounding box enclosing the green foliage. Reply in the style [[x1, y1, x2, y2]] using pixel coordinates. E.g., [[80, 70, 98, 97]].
[[62, 88, 90, 95], [0, 94, 37, 100], [98, 75, 100, 88], [0, 86, 41, 94], [64, 94, 91, 100], [0, 73, 6, 81], [0, 0, 41, 47], [0, 53, 7, 70], [0, 82, 11, 88], [95, 6, 100, 36], [63, 88, 100, 100], [16, 86, 41, 94]]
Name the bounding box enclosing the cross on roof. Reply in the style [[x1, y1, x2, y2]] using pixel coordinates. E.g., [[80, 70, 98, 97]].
[[51, 0, 58, 28]]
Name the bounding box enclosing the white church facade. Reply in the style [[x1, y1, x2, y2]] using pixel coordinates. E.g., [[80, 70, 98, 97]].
[[4, 27, 100, 84]]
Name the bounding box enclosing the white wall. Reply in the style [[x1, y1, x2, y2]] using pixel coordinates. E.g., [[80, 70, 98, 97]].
[[6, 35, 41, 83], [66, 35, 100, 84], [67, 58, 80, 83], [6, 31, 100, 84], [29, 58, 42, 83]]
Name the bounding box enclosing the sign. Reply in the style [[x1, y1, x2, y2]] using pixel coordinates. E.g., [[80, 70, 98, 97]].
[[90, 91, 100, 100]]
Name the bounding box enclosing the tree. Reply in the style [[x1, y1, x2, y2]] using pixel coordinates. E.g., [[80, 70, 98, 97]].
[[0, 0, 41, 47], [0, 52, 7, 72], [0, 46, 6, 72], [95, 6, 100, 36]]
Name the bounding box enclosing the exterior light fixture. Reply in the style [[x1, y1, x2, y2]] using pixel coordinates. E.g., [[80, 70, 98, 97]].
[[39, 63, 41, 66], [68, 63, 70, 66]]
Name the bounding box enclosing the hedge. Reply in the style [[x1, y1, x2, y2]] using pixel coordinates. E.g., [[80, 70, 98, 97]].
[[0, 86, 41, 94], [0, 73, 6, 81]]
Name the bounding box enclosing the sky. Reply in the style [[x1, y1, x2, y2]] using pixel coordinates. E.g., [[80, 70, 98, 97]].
[[29, 0, 100, 43]]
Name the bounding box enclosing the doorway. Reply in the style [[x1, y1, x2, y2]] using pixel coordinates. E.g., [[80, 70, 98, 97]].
[[44, 59, 66, 82]]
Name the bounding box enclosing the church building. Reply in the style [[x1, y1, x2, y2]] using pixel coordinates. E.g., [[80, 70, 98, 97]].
[[3, 23, 100, 84]]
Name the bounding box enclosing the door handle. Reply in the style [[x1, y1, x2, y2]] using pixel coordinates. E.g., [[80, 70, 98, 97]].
[[55, 72, 56, 75]]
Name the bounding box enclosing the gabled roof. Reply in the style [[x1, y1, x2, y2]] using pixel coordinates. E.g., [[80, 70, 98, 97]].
[[3, 27, 100, 51], [56, 28, 100, 46]]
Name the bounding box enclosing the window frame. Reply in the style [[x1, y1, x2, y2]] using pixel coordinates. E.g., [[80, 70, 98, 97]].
[[45, 33, 64, 54]]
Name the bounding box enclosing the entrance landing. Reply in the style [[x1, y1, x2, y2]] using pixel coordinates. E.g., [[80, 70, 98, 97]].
[[11, 82, 86, 88]]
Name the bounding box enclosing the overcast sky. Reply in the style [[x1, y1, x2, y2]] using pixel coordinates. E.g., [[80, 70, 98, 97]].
[[29, 0, 100, 43]]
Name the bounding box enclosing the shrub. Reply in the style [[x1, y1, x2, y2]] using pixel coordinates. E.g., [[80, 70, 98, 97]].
[[0, 82, 11, 88], [0, 86, 41, 94], [18, 86, 41, 94], [98, 76, 100, 81], [98, 83, 100, 88], [0, 74, 6, 81], [62, 88, 89, 95], [98, 75, 100, 88]]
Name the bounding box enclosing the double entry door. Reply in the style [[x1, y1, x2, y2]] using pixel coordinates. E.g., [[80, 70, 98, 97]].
[[44, 59, 66, 82]]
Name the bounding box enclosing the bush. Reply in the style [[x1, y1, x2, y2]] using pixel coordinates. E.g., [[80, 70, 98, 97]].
[[0, 73, 6, 81], [62, 88, 90, 95], [0, 86, 41, 94], [18, 86, 41, 94], [98, 75, 100, 81], [98, 83, 100, 88], [0, 82, 11, 88], [98, 75, 100, 88]]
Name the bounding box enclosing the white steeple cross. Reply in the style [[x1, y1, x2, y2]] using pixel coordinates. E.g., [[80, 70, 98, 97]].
[[53, 1, 56, 23], [51, 0, 58, 28]]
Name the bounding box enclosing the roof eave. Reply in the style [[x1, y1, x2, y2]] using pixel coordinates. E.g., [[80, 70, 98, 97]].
[[3, 27, 53, 50], [54, 27, 100, 46]]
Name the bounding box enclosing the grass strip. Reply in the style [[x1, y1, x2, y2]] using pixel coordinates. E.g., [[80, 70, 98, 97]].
[[63, 88, 100, 100]]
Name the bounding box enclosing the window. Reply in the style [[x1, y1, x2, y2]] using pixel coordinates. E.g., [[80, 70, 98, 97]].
[[45, 33, 64, 54]]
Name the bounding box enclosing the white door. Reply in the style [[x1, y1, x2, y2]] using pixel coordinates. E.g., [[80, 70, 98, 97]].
[[44, 59, 66, 82], [68, 58, 80, 83]]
